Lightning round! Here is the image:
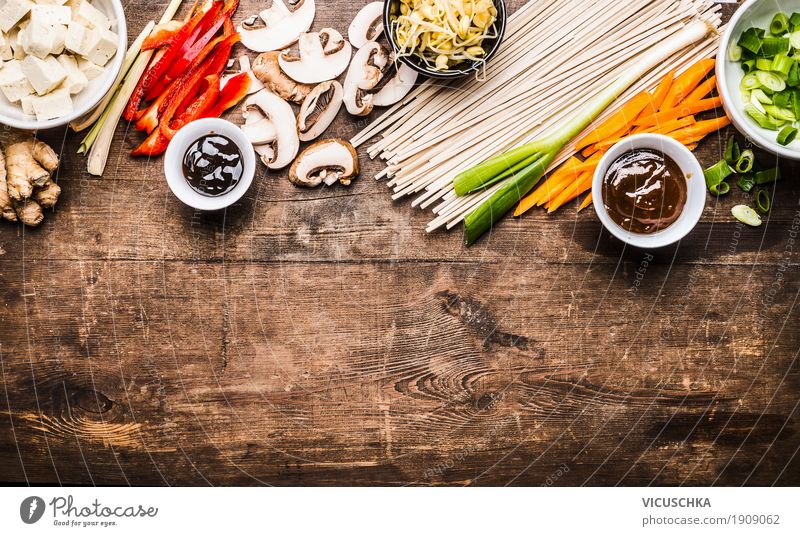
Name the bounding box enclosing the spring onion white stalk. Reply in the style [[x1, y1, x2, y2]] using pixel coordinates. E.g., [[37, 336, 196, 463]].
[[80, 0, 185, 175], [72, 21, 156, 134], [456, 19, 714, 245]]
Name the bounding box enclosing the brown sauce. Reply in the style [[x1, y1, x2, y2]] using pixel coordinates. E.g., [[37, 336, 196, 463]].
[[182, 134, 243, 197], [602, 149, 687, 234]]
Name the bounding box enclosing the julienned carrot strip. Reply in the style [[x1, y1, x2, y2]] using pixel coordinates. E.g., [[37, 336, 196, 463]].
[[649, 69, 675, 112], [640, 116, 696, 135], [577, 193, 593, 212], [668, 116, 731, 142], [574, 92, 651, 150], [547, 171, 593, 212], [686, 75, 717, 102], [685, 142, 699, 151], [634, 97, 722, 128], [661, 58, 716, 109], [516, 172, 573, 215]]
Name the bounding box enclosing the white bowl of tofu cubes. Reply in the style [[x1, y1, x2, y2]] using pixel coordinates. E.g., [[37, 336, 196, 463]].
[[0, 0, 126, 130]]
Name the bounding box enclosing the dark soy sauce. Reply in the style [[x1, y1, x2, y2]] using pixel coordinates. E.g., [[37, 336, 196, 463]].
[[182, 134, 243, 197]]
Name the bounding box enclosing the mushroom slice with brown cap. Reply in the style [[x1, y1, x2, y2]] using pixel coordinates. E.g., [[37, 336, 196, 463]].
[[343, 41, 389, 116], [278, 28, 353, 84], [298, 81, 343, 142], [289, 139, 359, 187], [238, 0, 316, 53], [242, 89, 299, 169], [372, 62, 418, 107], [252, 51, 313, 103], [348, 2, 384, 49]]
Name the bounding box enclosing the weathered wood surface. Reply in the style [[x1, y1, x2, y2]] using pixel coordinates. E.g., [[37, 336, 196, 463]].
[[1, 1, 799, 486]]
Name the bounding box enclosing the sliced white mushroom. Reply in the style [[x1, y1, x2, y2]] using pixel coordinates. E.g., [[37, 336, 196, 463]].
[[348, 2, 384, 49], [278, 28, 353, 84], [237, 0, 316, 53], [372, 62, 418, 107], [298, 81, 343, 142], [343, 41, 389, 116], [243, 89, 299, 169], [252, 51, 314, 103], [289, 139, 359, 187]]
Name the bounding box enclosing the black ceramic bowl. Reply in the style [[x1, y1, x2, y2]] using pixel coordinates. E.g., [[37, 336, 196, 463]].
[[383, 0, 507, 80]]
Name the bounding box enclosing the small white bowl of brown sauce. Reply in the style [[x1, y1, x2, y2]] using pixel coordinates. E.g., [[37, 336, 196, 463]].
[[164, 118, 256, 211], [591, 134, 705, 249]]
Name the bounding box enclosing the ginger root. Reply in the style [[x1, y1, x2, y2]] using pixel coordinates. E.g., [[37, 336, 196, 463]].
[[0, 132, 61, 227]]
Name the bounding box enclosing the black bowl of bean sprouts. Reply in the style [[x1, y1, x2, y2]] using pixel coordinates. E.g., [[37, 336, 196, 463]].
[[383, 0, 507, 80]]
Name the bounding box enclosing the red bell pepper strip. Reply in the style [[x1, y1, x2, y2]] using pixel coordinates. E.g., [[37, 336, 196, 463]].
[[157, 33, 239, 139], [144, 2, 224, 100], [130, 128, 170, 156], [124, 3, 221, 120], [163, 9, 227, 82], [141, 20, 184, 51], [204, 72, 250, 118], [161, 75, 221, 139]]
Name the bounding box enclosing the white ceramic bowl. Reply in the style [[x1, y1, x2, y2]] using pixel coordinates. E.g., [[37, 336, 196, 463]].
[[164, 118, 256, 211], [591, 134, 706, 249], [0, 0, 127, 131], [717, 0, 800, 159]]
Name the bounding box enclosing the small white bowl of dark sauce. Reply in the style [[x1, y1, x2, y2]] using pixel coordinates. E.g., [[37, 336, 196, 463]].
[[164, 118, 256, 211], [591, 133, 706, 249]]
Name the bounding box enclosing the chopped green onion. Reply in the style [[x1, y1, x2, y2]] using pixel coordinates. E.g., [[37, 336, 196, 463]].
[[772, 91, 791, 107], [752, 88, 773, 104], [763, 104, 796, 121], [756, 70, 787, 91], [745, 103, 783, 129], [791, 89, 800, 117], [788, 62, 800, 86], [724, 135, 741, 166], [704, 160, 733, 196], [732, 205, 763, 227], [741, 72, 761, 91], [739, 27, 763, 54], [729, 43, 743, 62], [792, 12, 800, 29], [737, 174, 755, 192], [742, 59, 757, 73], [760, 37, 790, 57], [790, 30, 800, 49], [777, 125, 798, 145], [756, 57, 774, 71], [755, 189, 771, 213], [771, 53, 794, 75], [735, 149, 755, 173], [755, 167, 782, 185], [771, 13, 790, 35]]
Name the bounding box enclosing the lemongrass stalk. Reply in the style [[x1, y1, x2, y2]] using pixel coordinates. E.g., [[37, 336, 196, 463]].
[[85, 49, 155, 175], [460, 19, 713, 245]]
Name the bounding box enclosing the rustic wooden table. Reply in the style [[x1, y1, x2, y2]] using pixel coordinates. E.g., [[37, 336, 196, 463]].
[[1, 1, 798, 486]]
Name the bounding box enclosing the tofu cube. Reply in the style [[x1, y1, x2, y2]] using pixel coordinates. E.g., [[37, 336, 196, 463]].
[[76, 56, 102, 79], [29, 86, 72, 120], [0, 0, 34, 33], [20, 94, 35, 115], [50, 23, 67, 54], [84, 26, 116, 66], [9, 28, 25, 60], [0, 33, 12, 61], [56, 54, 87, 94], [30, 4, 71, 25], [72, 1, 110, 30], [20, 54, 67, 95], [20, 19, 63, 59], [64, 21, 93, 56], [0, 59, 35, 102]]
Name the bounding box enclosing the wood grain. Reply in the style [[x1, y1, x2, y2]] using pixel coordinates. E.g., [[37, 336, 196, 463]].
[[1, 1, 799, 486]]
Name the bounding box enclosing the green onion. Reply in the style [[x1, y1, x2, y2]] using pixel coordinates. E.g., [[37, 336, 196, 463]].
[[741, 72, 761, 91], [763, 104, 796, 121], [755, 189, 771, 213], [729, 43, 743, 62], [756, 57, 774, 71], [735, 149, 755, 173], [704, 160, 733, 196], [756, 70, 787, 91], [771, 53, 794, 75], [752, 88, 773, 104], [724, 135, 741, 166], [777, 125, 798, 145], [739, 27, 763, 54], [771, 13, 790, 35], [755, 167, 782, 184], [742, 59, 757, 73], [788, 62, 800, 86], [456, 21, 712, 245], [760, 37, 790, 57], [732, 205, 763, 227], [790, 30, 800, 49], [792, 12, 800, 29], [745, 103, 783, 129], [737, 174, 755, 192], [772, 91, 791, 107]]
